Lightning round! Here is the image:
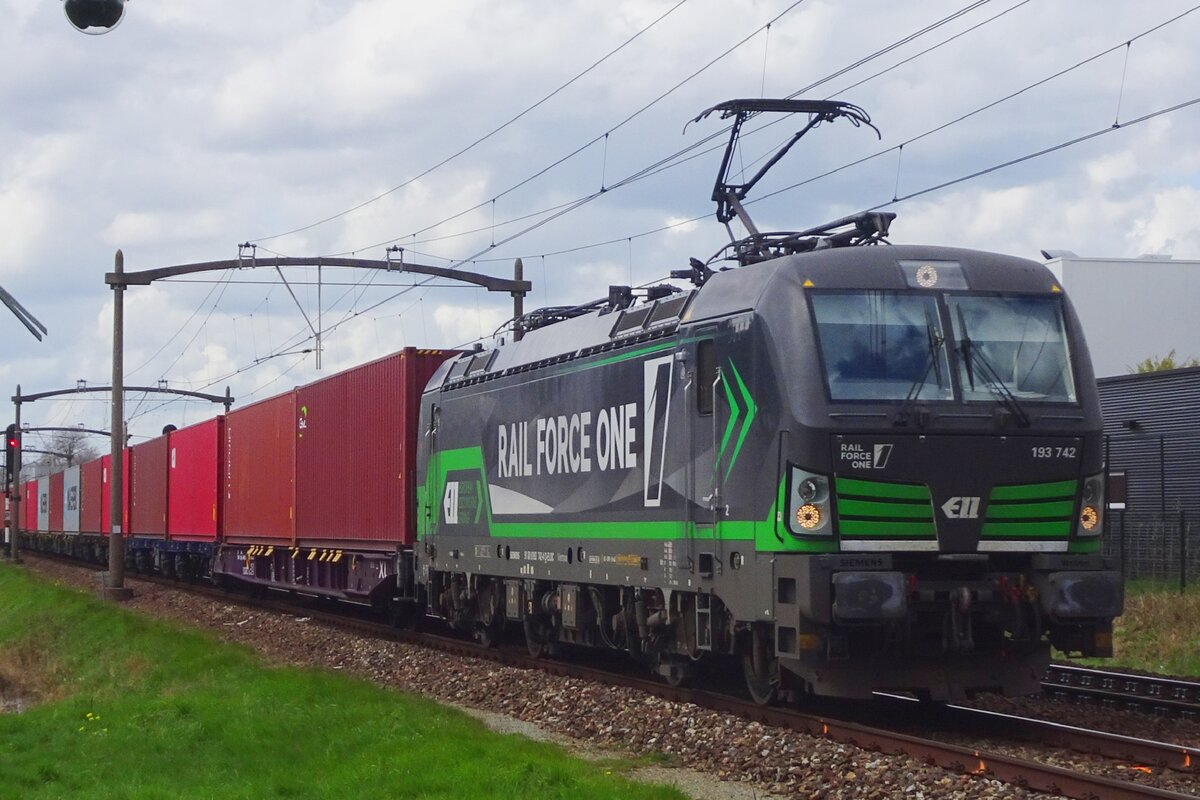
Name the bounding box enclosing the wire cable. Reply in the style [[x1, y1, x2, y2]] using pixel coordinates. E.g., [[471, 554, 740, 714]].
[[324, 0, 812, 257], [344, 0, 1018, 258], [250, 0, 696, 244], [459, 3, 1200, 266]]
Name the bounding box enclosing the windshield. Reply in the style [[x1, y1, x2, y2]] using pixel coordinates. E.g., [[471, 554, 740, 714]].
[[811, 292, 952, 401], [948, 295, 1076, 403]]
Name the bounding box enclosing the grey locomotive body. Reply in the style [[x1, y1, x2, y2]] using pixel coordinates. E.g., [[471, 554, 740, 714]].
[[415, 243, 1123, 702]]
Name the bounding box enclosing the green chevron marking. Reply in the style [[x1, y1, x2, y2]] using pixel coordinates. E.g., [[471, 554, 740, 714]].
[[716, 366, 741, 472], [724, 359, 757, 481]]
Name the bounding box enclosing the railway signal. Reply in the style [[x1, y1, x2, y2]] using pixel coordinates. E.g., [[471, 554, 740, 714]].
[[62, 0, 127, 34], [4, 424, 18, 492]]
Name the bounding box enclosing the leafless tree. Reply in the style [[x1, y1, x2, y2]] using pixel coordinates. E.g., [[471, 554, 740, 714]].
[[35, 428, 101, 469]]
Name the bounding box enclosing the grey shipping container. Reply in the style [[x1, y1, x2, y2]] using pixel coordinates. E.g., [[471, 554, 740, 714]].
[[37, 475, 49, 532], [63, 465, 81, 533]]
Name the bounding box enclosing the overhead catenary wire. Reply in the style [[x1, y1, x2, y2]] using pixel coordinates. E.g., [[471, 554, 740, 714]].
[[249, 0, 697, 244], [875, 94, 1200, 208], [323, 0, 813, 258], [458, 3, 1200, 266], [150, 0, 1020, 403], [179, 33, 1195, 407], [343, 0, 1024, 258]]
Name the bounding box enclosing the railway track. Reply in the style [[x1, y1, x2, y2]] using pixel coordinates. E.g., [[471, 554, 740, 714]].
[[1044, 664, 1200, 719], [22, 553, 1197, 800]]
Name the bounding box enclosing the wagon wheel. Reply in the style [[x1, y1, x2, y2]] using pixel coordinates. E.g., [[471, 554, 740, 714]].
[[742, 626, 779, 706]]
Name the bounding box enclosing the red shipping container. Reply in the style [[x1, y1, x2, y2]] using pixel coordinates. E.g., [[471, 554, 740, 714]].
[[48, 472, 64, 531], [22, 480, 36, 532], [167, 417, 223, 542], [130, 436, 168, 536], [295, 348, 453, 548], [224, 393, 295, 542], [100, 451, 132, 534], [80, 458, 103, 533]]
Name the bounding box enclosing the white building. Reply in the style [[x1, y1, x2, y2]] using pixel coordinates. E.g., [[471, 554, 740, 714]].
[[1041, 251, 1200, 379]]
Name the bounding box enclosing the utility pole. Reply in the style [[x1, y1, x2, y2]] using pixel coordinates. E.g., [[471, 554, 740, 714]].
[[104, 250, 132, 601]]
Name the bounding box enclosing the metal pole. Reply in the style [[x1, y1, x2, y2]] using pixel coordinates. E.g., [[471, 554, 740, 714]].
[[105, 250, 131, 601], [224, 386, 232, 415], [1103, 435, 1111, 539], [10, 388, 20, 563], [1159, 434, 1167, 582], [512, 258, 525, 342], [1180, 510, 1187, 594], [1119, 510, 1127, 579], [317, 263, 322, 370], [1159, 434, 1166, 523]]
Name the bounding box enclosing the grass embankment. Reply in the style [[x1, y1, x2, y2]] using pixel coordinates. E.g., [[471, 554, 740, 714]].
[[1071, 580, 1200, 677], [0, 566, 685, 800]]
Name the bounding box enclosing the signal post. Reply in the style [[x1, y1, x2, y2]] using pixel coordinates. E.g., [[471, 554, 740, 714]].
[[6, 403, 20, 563]]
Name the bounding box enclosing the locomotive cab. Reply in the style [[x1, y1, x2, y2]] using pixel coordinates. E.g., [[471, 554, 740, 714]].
[[719, 245, 1124, 701]]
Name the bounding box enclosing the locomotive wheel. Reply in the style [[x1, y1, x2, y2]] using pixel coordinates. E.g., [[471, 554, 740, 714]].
[[742, 627, 779, 706], [476, 617, 505, 649], [524, 615, 550, 659]]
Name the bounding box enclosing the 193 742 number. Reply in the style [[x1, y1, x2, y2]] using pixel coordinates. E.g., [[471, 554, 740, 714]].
[[1031, 446, 1076, 459]]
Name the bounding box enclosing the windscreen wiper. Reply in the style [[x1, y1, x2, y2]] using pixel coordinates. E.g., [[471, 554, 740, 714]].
[[894, 310, 945, 427], [956, 306, 1031, 427]]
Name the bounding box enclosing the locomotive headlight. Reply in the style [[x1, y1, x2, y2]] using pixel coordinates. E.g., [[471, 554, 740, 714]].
[[1079, 506, 1099, 531], [797, 504, 822, 529], [1076, 473, 1105, 536], [788, 467, 831, 536]]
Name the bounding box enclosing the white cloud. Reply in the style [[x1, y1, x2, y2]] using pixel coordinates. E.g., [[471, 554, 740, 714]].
[[432, 301, 508, 348], [1130, 186, 1200, 255]]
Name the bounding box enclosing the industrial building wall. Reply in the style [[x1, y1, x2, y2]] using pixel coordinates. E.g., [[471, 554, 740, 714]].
[[1044, 254, 1200, 379], [1098, 367, 1200, 518]]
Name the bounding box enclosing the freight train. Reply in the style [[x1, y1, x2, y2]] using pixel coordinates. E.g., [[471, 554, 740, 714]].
[[16, 100, 1124, 703]]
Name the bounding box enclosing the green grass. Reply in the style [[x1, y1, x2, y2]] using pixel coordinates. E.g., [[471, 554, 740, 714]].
[[0, 566, 686, 800], [1067, 579, 1200, 677]]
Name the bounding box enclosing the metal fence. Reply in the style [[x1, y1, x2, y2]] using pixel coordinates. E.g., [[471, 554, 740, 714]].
[[1095, 367, 1200, 590], [1101, 431, 1200, 589], [1103, 510, 1197, 589]]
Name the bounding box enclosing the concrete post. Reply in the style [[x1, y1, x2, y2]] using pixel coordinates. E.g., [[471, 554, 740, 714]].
[[513, 258, 525, 342], [104, 250, 132, 601]]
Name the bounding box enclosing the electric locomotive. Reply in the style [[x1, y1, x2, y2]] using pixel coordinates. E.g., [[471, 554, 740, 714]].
[[415, 100, 1123, 702]]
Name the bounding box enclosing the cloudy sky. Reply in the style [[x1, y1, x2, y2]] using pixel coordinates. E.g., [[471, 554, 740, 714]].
[[1, 0, 1198, 447]]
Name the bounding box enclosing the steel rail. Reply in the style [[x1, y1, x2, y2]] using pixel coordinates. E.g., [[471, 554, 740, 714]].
[[1044, 664, 1200, 718], [873, 694, 1198, 773]]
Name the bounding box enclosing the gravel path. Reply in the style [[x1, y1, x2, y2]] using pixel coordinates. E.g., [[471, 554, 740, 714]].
[[19, 556, 1193, 799]]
